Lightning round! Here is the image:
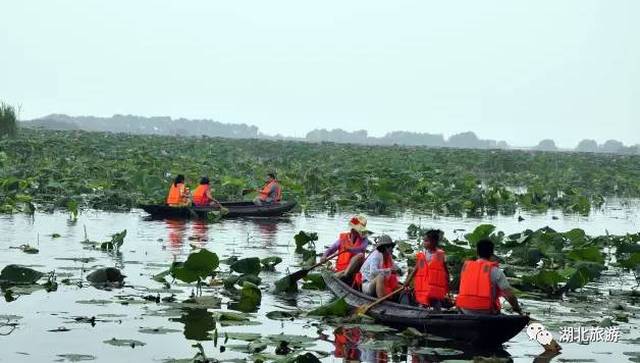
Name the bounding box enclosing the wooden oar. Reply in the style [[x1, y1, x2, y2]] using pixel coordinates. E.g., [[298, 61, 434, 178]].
[[286, 250, 341, 282], [354, 267, 418, 316], [241, 188, 256, 196]]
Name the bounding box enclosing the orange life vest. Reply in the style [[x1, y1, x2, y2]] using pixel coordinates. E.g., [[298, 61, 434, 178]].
[[192, 184, 211, 206], [166, 183, 186, 205], [335, 232, 363, 272], [258, 180, 282, 202], [414, 249, 448, 304], [455, 259, 501, 312], [382, 253, 399, 295]]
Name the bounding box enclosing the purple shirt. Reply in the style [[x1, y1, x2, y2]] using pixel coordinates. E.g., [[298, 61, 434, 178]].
[[322, 235, 370, 258]]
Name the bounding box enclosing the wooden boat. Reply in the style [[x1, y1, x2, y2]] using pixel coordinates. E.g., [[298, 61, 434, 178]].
[[323, 271, 529, 347], [140, 200, 297, 219]]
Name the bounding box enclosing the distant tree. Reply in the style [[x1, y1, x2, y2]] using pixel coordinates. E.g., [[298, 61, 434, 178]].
[[575, 139, 598, 153], [535, 139, 558, 151], [496, 141, 509, 149], [447, 132, 482, 149], [380, 131, 446, 147], [600, 139, 624, 154], [0, 102, 18, 137], [22, 114, 259, 139], [305, 128, 368, 144]]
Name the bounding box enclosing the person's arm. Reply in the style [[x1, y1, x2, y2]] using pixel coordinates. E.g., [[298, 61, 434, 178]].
[[501, 288, 522, 315], [444, 256, 450, 287], [321, 239, 341, 260], [367, 253, 385, 277], [347, 237, 368, 254], [493, 268, 522, 315], [393, 261, 403, 276], [206, 189, 222, 207]]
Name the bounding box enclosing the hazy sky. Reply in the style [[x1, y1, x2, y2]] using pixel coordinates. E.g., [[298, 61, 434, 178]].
[[1, 1, 638, 147]]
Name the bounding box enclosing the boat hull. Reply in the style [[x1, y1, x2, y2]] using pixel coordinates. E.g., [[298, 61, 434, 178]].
[[140, 200, 296, 219], [322, 271, 529, 347]]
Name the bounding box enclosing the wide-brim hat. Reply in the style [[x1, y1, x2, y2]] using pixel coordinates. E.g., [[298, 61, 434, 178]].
[[349, 214, 372, 235], [374, 234, 395, 248]]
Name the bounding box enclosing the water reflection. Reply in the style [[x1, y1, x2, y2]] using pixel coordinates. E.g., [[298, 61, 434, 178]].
[[327, 326, 514, 363], [191, 219, 209, 245], [165, 218, 187, 252], [249, 217, 295, 248], [170, 308, 216, 341], [332, 326, 362, 361]]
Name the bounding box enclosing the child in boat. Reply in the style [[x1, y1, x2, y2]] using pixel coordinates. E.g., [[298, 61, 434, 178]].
[[359, 234, 402, 298], [413, 229, 449, 311]]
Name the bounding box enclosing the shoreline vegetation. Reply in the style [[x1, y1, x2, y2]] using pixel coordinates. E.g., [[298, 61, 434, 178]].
[[1, 128, 639, 215], [22, 113, 640, 154]]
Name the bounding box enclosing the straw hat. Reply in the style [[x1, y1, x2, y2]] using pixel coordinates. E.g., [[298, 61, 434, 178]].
[[348, 214, 371, 235], [374, 234, 395, 248]]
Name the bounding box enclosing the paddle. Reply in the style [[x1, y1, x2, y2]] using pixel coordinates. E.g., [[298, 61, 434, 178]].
[[241, 188, 256, 196], [274, 250, 344, 292], [354, 266, 418, 317], [288, 251, 341, 282]]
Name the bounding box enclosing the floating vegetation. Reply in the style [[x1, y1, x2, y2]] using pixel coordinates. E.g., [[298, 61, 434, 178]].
[[2, 128, 639, 215], [0, 265, 45, 285], [103, 338, 146, 348]]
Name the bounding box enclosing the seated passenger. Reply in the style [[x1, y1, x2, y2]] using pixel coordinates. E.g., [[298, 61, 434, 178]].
[[320, 215, 371, 283], [456, 239, 523, 315], [413, 229, 449, 311], [166, 174, 190, 207], [360, 234, 401, 298], [253, 173, 282, 206], [191, 177, 222, 208]]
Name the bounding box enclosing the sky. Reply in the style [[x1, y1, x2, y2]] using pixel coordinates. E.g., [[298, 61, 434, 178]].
[[1, 1, 638, 147]]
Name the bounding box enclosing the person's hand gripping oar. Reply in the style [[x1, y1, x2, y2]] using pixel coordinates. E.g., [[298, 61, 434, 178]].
[[353, 266, 418, 317], [274, 250, 347, 291]]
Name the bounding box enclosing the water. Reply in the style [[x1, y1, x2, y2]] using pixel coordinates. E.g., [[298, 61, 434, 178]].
[[0, 202, 639, 362]]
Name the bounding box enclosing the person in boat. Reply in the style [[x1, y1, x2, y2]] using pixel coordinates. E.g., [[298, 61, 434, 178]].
[[166, 174, 191, 207], [320, 214, 371, 283], [359, 234, 402, 298], [191, 177, 222, 208], [456, 238, 523, 315], [253, 173, 282, 206], [413, 229, 449, 311]]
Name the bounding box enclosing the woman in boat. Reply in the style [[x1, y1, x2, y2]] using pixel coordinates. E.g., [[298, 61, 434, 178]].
[[413, 229, 449, 311], [253, 173, 282, 206], [456, 238, 523, 315], [166, 174, 191, 207], [359, 234, 402, 298], [320, 215, 371, 283], [191, 177, 222, 208]]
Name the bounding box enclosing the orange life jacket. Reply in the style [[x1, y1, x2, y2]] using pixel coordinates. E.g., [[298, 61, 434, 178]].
[[258, 180, 282, 202], [455, 259, 501, 312], [192, 184, 211, 206], [382, 253, 399, 295], [335, 232, 363, 272], [166, 183, 186, 205], [414, 249, 448, 304]]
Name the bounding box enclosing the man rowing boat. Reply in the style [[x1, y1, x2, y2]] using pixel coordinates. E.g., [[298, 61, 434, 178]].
[[456, 238, 523, 315]]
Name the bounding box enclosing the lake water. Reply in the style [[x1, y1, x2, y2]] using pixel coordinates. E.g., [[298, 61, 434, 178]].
[[0, 201, 639, 362]]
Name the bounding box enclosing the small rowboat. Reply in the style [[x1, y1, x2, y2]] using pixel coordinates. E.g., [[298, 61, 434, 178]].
[[140, 200, 297, 219], [322, 271, 529, 347]]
